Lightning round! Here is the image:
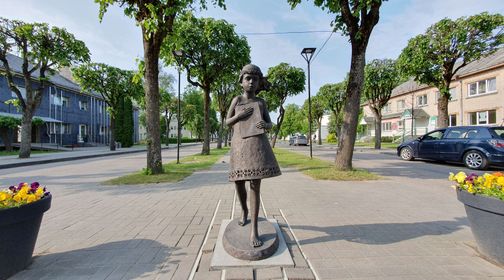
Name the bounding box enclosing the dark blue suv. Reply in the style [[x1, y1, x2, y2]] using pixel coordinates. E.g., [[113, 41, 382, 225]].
[[397, 126, 504, 170]]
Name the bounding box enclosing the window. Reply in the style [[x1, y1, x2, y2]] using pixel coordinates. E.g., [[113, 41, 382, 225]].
[[99, 105, 103, 114], [49, 123, 58, 134], [469, 110, 497, 125], [397, 100, 406, 110], [423, 130, 445, 140], [398, 120, 404, 128], [417, 94, 427, 107], [11, 86, 27, 101], [99, 126, 106, 135], [445, 128, 467, 139], [79, 100, 88, 111], [381, 103, 391, 113], [51, 93, 61, 105], [382, 122, 392, 131], [468, 78, 497, 97], [62, 97, 70, 107], [63, 123, 72, 134], [449, 114, 457, 127]]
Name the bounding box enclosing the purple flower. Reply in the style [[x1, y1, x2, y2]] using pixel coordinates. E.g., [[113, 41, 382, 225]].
[[9, 186, 16, 192], [31, 182, 40, 189], [465, 173, 478, 184], [17, 182, 25, 190]]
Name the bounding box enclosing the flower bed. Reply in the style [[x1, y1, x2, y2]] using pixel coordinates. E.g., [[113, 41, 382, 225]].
[[0, 182, 49, 209], [449, 171, 504, 200]]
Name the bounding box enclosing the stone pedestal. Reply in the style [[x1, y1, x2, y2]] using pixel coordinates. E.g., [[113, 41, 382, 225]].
[[223, 217, 279, 261], [210, 218, 294, 269]]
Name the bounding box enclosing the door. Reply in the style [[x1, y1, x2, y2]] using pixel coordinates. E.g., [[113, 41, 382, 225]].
[[418, 130, 445, 159], [78, 124, 87, 143], [439, 128, 468, 161]]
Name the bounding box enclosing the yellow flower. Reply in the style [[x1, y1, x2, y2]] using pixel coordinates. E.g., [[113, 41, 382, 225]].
[[35, 187, 44, 197], [497, 177, 504, 187], [467, 184, 476, 193], [0, 191, 12, 201], [26, 194, 37, 203], [454, 172, 467, 184]]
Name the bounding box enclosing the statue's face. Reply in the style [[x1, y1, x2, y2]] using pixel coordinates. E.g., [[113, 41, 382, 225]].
[[241, 73, 259, 93]]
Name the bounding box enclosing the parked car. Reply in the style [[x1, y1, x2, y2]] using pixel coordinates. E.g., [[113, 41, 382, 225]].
[[288, 135, 297, 146], [294, 135, 309, 146], [397, 126, 504, 170]]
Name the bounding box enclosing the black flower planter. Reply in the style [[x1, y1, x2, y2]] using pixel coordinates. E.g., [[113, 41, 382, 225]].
[[0, 194, 51, 280], [457, 188, 504, 265]]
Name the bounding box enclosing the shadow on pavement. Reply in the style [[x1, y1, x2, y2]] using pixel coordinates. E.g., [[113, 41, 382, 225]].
[[292, 217, 469, 245], [12, 239, 177, 279]]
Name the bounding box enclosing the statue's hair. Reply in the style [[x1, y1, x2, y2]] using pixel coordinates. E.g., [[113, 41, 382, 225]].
[[238, 64, 263, 83]]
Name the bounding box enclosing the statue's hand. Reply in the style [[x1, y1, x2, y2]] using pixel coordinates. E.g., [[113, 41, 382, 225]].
[[238, 107, 253, 119], [256, 120, 266, 129]]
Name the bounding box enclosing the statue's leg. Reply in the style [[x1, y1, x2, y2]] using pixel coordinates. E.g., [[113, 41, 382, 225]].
[[249, 179, 263, 247], [235, 181, 248, 226]]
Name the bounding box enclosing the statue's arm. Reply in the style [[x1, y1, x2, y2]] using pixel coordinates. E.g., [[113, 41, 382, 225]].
[[226, 97, 244, 127], [262, 99, 273, 130]]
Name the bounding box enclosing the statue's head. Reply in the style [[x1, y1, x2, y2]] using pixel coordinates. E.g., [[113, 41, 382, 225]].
[[238, 64, 263, 83]]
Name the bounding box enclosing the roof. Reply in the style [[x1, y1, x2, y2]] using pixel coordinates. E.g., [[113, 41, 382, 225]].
[[391, 48, 504, 97], [0, 53, 102, 98], [0, 111, 62, 123]]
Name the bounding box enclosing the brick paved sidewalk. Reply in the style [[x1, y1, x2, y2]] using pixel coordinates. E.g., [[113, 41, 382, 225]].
[[10, 152, 504, 280]]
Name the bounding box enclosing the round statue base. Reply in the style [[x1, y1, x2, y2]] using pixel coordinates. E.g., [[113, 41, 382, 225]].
[[223, 217, 279, 261]]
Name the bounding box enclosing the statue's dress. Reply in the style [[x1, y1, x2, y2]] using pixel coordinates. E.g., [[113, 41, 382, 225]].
[[229, 97, 281, 181]]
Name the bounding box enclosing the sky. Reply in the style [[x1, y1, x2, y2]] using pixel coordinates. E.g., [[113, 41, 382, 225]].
[[1, 0, 503, 120]]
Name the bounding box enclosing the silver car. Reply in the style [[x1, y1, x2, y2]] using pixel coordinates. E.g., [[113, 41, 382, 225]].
[[294, 135, 308, 146]]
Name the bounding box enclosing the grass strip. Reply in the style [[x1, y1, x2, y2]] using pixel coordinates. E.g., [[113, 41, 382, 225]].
[[353, 142, 398, 149], [274, 148, 380, 181], [103, 147, 230, 185]]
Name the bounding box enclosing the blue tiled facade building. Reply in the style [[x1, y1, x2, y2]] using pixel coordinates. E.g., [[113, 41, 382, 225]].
[[0, 54, 139, 147]]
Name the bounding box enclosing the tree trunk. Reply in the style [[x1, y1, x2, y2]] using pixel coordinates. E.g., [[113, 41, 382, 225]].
[[110, 117, 116, 151], [335, 50, 366, 170], [18, 110, 33, 158], [0, 128, 13, 152], [202, 85, 211, 155], [143, 39, 163, 174], [217, 114, 224, 149], [437, 91, 449, 128], [372, 109, 382, 150], [271, 105, 285, 148], [224, 129, 229, 147]]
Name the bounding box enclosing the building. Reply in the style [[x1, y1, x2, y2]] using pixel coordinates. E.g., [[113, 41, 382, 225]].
[[0, 54, 139, 147], [362, 48, 504, 141]]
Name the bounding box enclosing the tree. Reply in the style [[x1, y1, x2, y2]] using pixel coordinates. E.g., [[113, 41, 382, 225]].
[[96, 0, 225, 173], [183, 87, 205, 139], [317, 82, 346, 141], [159, 71, 176, 146], [289, 0, 383, 170], [303, 95, 325, 145], [72, 63, 137, 151], [279, 103, 303, 138], [0, 115, 20, 152], [212, 73, 240, 149], [363, 59, 400, 149], [398, 12, 503, 128], [261, 63, 305, 148], [162, 13, 250, 155], [115, 96, 135, 147], [0, 17, 89, 158]]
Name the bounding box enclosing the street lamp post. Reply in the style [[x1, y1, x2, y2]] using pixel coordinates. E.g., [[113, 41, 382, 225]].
[[301, 47, 316, 159], [173, 50, 185, 164]]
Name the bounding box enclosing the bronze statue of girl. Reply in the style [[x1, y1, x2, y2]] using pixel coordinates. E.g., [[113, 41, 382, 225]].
[[226, 64, 281, 247]]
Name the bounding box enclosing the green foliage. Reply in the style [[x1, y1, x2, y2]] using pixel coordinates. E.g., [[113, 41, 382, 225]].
[[32, 118, 44, 126], [364, 59, 400, 110], [261, 63, 305, 112], [0, 17, 90, 157], [279, 103, 303, 138], [0, 116, 21, 129], [302, 95, 325, 135], [318, 82, 346, 136], [326, 133, 338, 143], [115, 97, 135, 147]]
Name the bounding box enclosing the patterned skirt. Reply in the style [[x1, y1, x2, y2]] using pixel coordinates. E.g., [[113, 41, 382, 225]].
[[229, 133, 281, 181]]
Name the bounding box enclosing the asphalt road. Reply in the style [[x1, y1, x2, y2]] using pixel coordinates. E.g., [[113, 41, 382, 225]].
[[278, 141, 504, 182]]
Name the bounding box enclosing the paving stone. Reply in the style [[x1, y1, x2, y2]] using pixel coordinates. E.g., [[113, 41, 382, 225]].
[[225, 267, 254, 280], [284, 267, 316, 280], [255, 267, 283, 280]]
